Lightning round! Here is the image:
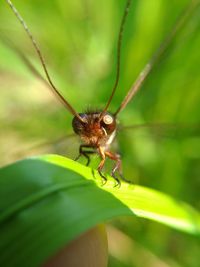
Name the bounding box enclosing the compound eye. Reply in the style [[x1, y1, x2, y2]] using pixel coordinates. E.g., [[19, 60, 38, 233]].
[[103, 114, 113, 125]]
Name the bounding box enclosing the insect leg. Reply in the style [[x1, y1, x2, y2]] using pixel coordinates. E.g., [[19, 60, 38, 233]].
[[105, 151, 131, 186], [75, 144, 96, 166], [104, 151, 121, 187], [97, 147, 107, 185]]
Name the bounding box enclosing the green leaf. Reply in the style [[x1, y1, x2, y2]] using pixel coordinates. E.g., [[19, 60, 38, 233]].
[[0, 154, 199, 267]]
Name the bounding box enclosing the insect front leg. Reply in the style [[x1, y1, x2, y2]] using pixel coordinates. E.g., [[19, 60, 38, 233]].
[[104, 151, 121, 187], [75, 144, 96, 166], [105, 151, 131, 186], [97, 146, 107, 185]]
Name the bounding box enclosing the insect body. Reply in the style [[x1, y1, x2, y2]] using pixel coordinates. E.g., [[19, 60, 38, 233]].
[[72, 111, 120, 183], [5, 0, 197, 185]]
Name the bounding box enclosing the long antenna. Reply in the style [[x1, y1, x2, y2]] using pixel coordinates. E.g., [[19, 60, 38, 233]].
[[114, 0, 200, 116], [5, 0, 85, 122], [99, 0, 132, 119]]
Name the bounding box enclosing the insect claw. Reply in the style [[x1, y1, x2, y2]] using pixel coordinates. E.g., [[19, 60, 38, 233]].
[[98, 170, 107, 186], [86, 158, 90, 166], [113, 178, 121, 188], [110, 171, 121, 188], [74, 154, 81, 161], [111, 165, 131, 186], [101, 179, 107, 186], [120, 173, 132, 184]]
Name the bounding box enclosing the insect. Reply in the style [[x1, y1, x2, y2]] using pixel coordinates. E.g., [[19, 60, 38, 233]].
[[4, 0, 199, 186]]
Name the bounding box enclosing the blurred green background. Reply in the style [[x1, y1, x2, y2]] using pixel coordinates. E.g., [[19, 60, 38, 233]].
[[0, 0, 200, 266]]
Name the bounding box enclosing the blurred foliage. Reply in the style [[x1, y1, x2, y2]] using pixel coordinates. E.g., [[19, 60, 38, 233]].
[[0, 0, 200, 266]]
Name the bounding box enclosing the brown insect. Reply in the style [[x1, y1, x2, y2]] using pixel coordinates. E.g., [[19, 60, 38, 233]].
[[5, 0, 197, 186]]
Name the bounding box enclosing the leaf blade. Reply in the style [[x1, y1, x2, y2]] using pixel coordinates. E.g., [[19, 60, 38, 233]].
[[0, 154, 199, 267]]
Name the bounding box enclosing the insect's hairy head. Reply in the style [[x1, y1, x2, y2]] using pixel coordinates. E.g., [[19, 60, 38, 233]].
[[72, 112, 116, 137]]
